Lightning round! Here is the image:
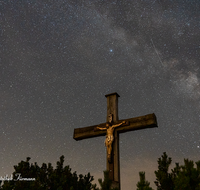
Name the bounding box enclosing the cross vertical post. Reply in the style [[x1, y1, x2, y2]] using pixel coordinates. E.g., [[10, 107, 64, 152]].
[[105, 92, 120, 189]]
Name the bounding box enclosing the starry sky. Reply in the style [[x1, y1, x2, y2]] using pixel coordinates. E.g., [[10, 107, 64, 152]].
[[1, 0, 200, 189]]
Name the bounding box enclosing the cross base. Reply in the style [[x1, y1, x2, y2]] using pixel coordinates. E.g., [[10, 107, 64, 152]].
[[111, 181, 120, 189]]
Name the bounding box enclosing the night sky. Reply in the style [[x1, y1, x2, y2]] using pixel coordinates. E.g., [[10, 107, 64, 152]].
[[1, 0, 200, 189]]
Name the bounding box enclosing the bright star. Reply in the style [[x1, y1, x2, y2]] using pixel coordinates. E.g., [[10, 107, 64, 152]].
[[109, 49, 113, 52]]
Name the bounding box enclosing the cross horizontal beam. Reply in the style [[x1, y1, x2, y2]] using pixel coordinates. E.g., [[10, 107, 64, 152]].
[[73, 123, 106, 141], [73, 113, 157, 141], [116, 113, 157, 133]]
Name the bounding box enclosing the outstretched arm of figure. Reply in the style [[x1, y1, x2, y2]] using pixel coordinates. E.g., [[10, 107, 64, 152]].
[[112, 121, 126, 128], [97, 126, 107, 130]]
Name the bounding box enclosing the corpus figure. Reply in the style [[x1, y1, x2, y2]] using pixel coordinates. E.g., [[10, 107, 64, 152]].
[[97, 114, 125, 163]]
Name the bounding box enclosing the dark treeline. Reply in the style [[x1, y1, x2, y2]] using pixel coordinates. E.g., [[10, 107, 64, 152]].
[[137, 152, 200, 190], [0, 156, 116, 190], [1, 153, 200, 190]]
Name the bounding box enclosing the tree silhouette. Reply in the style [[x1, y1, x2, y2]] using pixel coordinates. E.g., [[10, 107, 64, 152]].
[[173, 159, 200, 190], [0, 156, 98, 190], [154, 152, 174, 190], [137, 152, 200, 190], [98, 171, 118, 190], [136, 172, 153, 190]]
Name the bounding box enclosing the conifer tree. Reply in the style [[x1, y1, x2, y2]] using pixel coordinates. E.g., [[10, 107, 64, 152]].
[[173, 159, 200, 190], [154, 152, 174, 190], [136, 172, 153, 190], [98, 171, 118, 190]]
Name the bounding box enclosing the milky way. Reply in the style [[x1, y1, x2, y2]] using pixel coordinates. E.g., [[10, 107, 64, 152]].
[[1, 1, 200, 189]]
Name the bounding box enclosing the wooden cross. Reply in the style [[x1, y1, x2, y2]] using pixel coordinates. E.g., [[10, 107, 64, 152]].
[[73, 93, 158, 190]]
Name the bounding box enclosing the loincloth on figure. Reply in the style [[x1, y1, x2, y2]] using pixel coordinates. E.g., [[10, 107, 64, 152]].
[[105, 135, 114, 146]]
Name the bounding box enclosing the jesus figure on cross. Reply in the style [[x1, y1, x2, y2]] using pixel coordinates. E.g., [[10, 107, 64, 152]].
[[97, 114, 126, 163]]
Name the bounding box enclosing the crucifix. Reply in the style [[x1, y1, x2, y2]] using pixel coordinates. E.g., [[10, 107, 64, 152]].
[[73, 93, 158, 190]]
